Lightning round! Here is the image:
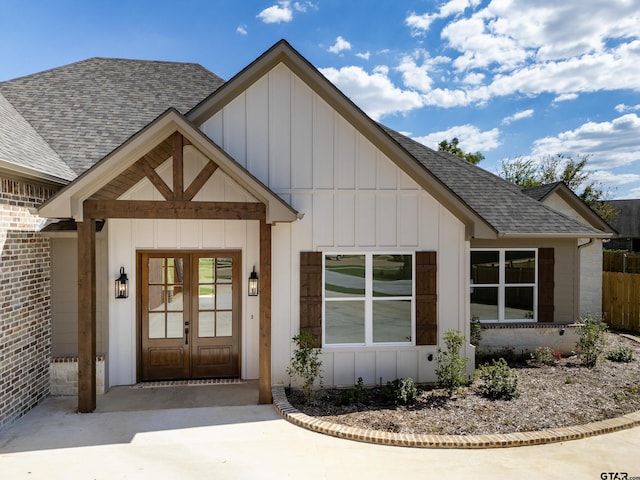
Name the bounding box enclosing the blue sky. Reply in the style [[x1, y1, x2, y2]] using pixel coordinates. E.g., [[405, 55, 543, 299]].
[[2, 0, 640, 198]]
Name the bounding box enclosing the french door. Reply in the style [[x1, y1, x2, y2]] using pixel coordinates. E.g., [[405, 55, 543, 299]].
[[139, 251, 241, 381]]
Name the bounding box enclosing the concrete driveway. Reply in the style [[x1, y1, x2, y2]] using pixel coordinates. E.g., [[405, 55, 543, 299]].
[[1, 387, 639, 480]]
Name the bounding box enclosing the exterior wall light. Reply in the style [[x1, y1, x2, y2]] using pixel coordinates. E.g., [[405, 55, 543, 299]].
[[115, 266, 129, 299], [248, 267, 259, 296]]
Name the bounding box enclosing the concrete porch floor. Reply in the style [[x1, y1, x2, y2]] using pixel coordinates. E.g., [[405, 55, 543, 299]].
[[0, 381, 639, 479]]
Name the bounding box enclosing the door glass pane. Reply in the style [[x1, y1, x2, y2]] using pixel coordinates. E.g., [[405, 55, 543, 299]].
[[148, 286, 165, 311], [148, 258, 164, 284], [325, 300, 365, 344], [216, 258, 232, 283], [199, 285, 214, 310], [470, 286, 499, 321], [166, 312, 183, 338], [325, 255, 365, 298], [216, 311, 233, 337], [373, 300, 411, 343], [199, 257, 215, 284], [373, 255, 412, 297], [166, 286, 183, 311], [471, 251, 499, 284], [148, 313, 165, 339], [505, 251, 536, 284], [217, 285, 232, 310], [505, 287, 534, 319], [199, 311, 215, 337]]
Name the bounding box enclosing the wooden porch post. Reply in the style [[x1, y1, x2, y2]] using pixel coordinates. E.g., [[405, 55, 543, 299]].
[[77, 217, 96, 413], [258, 217, 272, 404]]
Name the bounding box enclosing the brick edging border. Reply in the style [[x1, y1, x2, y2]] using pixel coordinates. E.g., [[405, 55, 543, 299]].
[[272, 386, 640, 449]]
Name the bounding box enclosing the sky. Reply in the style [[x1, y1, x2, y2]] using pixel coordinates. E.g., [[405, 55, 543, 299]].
[[1, 0, 640, 198]]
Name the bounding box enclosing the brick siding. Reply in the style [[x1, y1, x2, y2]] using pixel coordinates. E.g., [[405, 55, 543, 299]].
[[0, 177, 58, 430]]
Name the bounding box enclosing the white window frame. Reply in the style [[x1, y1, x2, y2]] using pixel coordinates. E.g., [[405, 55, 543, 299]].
[[322, 252, 415, 347], [470, 248, 538, 323]]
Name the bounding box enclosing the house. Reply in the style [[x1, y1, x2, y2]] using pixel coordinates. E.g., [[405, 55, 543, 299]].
[[0, 40, 613, 427], [600, 199, 640, 252]]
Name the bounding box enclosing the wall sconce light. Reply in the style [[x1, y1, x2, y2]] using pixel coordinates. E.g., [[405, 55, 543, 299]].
[[115, 266, 129, 299], [248, 267, 259, 296]]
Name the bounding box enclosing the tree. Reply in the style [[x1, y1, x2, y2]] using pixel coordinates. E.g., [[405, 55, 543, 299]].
[[500, 154, 617, 223], [438, 137, 484, 165]]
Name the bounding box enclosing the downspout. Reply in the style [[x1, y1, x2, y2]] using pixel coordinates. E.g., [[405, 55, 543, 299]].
[[576, 237, 595, 320]]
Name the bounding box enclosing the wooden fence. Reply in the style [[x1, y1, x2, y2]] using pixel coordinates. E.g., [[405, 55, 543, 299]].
[[602, 272, 640, 333], [603, 251, 640, 273]]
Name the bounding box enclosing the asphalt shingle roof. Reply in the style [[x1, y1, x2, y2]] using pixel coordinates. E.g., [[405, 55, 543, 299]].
[[381, 126, 603, 237], [521, 182, 563, 202], [0, 58, 224, 176], [0, 92, 75, 180]]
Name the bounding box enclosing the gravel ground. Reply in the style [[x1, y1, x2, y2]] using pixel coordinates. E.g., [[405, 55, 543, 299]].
[[287, 333, 640, 435]]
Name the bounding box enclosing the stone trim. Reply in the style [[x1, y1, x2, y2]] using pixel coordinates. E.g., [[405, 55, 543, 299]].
[[272, 385, 640, 449], [51, 355, 106, 363]]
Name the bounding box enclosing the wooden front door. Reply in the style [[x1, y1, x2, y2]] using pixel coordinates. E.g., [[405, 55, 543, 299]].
[[140, 251, 241, 381]]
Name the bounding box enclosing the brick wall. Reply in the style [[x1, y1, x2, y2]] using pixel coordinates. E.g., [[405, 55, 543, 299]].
[[0, 176, 58, 430]]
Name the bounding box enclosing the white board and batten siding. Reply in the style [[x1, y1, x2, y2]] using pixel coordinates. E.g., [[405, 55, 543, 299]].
[[106, 148, 261, 387], [201, 63, 473, 387]]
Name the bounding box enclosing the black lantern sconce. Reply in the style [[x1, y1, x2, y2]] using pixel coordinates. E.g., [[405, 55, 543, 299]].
[[115, 266, 129, 299], [248, 267, 259, 296]]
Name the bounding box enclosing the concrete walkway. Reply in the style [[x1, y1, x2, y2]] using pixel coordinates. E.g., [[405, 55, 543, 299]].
[[1, 386, 639, 479]]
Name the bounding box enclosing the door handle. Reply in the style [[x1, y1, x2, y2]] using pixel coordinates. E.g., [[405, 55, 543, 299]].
[[185, 322, 189, 345]]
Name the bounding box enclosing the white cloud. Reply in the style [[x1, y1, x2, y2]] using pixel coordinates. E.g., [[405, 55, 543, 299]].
[[462, 72, 485, 85], [406, 0, 481, 35], [413, 124, 501, 153], [236, 25, 248, 35], [615, 103, 640, 113], [590, 170, 640, 186], [532, 113, 640, 169], [355, 51, 370, 60], [502, 109, 534, 125], [293, 1, 317, 13], [257, 1, 293, 24], [328, 36, 351, 54], [553, 93, 579, 103], [318, 65, 424, 120]]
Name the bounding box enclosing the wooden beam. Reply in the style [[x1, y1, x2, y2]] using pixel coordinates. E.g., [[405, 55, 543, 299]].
[[172, 132, 184, 201], [77, 218, 96, 413], [83, 200, 265, 220], [140, 157, 173, 200], [258, 218, 272, 404], [184, 160, 219, 201]]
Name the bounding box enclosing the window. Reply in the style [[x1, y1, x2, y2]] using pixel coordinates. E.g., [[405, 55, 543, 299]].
[[323, 253, 414, 346], [470, 249, 537, 322]]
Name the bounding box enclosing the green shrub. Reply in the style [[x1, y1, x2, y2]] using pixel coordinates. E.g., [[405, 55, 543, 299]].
[[470, 315, 482, 347], [530, 346, 560, 366], [339, 377, 369, 405], [606, 346, 635, 363], [478, 358, 520, 400], [576, 317, 608, 368], [381, 377, 417, 406], [435, 329, 469, 396], [286, 330, 323, 402]]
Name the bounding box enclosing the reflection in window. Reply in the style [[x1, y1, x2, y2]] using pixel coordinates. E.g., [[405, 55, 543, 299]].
[[470, 249, 537, 322], [324, 254, 413, 346]]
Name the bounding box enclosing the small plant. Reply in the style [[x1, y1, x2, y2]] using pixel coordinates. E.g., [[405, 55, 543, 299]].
[[339, 377, 369, 405], [607, 346, 634, 363], [564, 375, 576, 385], [478, 358, 520, 400], [612, 391, 625, 402], [531, 346, 560, 366], [435, 329, 470, 396], [381, 377, 417, 406], [286, 330, 323, 402], [470, 315, 482, 347], [576, 316, 608, 368]]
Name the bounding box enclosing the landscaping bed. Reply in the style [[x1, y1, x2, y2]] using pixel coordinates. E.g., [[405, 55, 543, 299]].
[[286, 333, 640, 435]]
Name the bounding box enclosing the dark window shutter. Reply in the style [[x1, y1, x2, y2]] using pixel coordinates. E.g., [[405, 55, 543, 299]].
[[300, 251, 322, 347], [538, 248, 554, 323], [416, 251, 437, 345]]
